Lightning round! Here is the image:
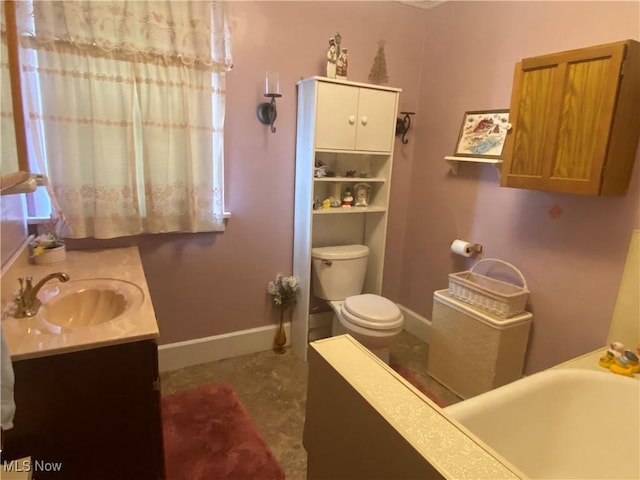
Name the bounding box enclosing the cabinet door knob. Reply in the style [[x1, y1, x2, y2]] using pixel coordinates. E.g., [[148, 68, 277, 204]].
[[348, 115, 356, 125], [361, 116, 368, 126]]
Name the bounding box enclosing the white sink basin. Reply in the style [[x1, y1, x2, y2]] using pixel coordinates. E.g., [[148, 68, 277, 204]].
[[38, 278, 144, 330], [445, 368, 640, 479]]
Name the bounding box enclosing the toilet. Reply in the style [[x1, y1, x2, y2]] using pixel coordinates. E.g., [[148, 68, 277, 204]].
[[311, 244, 404, 363]]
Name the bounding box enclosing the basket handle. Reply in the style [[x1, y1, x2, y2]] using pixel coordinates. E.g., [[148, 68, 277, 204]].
[[470, 258, 528, 289]]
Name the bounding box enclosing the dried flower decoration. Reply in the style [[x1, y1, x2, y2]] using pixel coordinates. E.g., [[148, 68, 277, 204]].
[[267, 274, 299, 308], [29, 214, 67, 256], [267, 273, 299, 354]]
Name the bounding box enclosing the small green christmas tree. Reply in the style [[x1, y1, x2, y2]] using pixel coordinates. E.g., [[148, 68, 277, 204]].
[[368, 39, 389, 85]]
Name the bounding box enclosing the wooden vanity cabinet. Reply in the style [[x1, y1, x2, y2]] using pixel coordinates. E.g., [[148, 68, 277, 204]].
[[2, 340, 165, 480], [501, 40, 640, 195]]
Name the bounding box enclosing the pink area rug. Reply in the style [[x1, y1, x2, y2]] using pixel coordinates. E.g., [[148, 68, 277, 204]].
[[390, 363, 448, 407], [162, 383, 285, 480]]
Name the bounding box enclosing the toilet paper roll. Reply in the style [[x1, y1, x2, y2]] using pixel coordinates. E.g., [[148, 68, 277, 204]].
[[451, 239, 475, 257]]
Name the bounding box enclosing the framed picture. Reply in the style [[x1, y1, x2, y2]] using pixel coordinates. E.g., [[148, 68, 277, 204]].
[[454, 110, 510, 158]]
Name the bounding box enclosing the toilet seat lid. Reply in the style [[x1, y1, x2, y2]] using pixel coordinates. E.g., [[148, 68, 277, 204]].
[[341, 294, 403, 330]]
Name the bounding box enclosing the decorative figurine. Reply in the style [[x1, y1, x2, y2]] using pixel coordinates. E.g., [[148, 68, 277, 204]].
[[336, 48, 348, 80], [609, 349, 640, 377], [326, 38, 337, 78], [608, 342, 625, 357], [368, 39, 389, 85], [342, 189, 353, 207], [599, 341, 625, 368]]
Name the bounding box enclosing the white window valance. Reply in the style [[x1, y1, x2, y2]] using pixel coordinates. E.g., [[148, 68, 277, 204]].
[[16, 0, 232, 71]]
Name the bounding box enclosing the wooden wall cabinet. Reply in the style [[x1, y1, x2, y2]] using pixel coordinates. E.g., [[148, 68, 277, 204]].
[[2, 340, 165, 480], [501, 40, 640, 195], [292, 77, 401, 360]]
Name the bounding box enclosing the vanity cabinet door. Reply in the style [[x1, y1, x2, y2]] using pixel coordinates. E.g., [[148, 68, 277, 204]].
[[2, 340, 165, 480], [315, 83, 397, 153]]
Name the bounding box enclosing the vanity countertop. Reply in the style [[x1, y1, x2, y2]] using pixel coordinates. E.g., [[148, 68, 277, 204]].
[[1, 246, 159, 361]]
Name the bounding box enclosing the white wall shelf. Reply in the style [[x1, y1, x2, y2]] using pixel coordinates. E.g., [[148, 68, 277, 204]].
[[445, 156, 503, 175], [314, 176, 385, 183], [312, 206, 386, 215]]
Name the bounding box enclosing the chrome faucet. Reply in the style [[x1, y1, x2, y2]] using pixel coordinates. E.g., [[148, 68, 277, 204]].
[[14, 272, 70, 318]]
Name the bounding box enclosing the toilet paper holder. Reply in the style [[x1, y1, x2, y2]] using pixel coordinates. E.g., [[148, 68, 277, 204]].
[[450, 239, 483, 257], [470, 244, 483, 254]]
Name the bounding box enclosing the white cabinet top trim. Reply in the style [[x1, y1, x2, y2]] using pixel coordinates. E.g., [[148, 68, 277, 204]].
[[297, 76, 402, 93]]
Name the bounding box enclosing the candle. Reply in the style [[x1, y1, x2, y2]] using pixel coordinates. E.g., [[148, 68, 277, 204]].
[[265, 72, 280, 95]]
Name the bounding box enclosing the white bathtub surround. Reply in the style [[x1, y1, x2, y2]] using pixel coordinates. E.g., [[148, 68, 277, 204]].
[[305, 334, 524, 479], [607, 229, 639, 348]]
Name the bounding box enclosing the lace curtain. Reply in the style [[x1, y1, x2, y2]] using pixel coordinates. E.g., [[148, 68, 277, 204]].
[[15, 1, 232, 237]]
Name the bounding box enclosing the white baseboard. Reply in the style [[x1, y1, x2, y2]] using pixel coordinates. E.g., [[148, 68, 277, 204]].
[[398, 303, 431, 344], [159, 305, 429, 372], [158, 322, 291, 372]]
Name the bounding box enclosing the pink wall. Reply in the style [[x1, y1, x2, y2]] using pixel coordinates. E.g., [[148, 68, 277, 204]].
[[403, 1, 640, 373], [63, 2, 427, 343]]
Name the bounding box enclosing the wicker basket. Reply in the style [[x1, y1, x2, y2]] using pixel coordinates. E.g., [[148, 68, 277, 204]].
[[448, 258, 529, 318], [32, 243, 66, 265]]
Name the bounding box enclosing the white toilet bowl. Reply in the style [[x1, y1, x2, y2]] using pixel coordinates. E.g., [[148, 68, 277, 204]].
[[310, 244, 404, 363], [328, 294, 403, 363]]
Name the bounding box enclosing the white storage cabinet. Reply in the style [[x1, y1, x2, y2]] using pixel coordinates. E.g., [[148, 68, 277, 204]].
[[292, 77, 401, 360]]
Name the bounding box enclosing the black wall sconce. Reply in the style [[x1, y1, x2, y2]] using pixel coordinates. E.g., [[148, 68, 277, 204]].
[[257, 72, 281, 133], [395, 111, 415, 144]]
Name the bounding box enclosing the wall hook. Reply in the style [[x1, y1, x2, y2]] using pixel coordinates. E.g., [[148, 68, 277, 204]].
[[257, 93, 282, 133], [395, 111, 415, 144]]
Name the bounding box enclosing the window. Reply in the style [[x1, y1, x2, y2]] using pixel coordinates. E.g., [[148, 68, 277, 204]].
[[9, 0, 232, 237]]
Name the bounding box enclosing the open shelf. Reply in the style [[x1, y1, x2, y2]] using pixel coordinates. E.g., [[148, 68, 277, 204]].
[[445, 156, 503, 175], [312, 206, 386, 215], [314, 176, 385, 183]]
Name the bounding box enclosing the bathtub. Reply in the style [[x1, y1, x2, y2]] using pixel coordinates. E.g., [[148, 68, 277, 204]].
[[445, 368, 640, 479]]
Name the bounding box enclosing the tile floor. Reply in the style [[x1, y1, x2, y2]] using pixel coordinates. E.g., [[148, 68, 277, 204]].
[[160, 331, 462, 479]]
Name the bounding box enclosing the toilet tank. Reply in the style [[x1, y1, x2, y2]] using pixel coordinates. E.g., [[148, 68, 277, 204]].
[[311, 245, 369, 300]]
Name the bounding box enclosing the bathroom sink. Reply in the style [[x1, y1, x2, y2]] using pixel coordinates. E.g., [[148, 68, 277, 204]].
[[38, 278, 144, 329], [444, 368, 639, 479]]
